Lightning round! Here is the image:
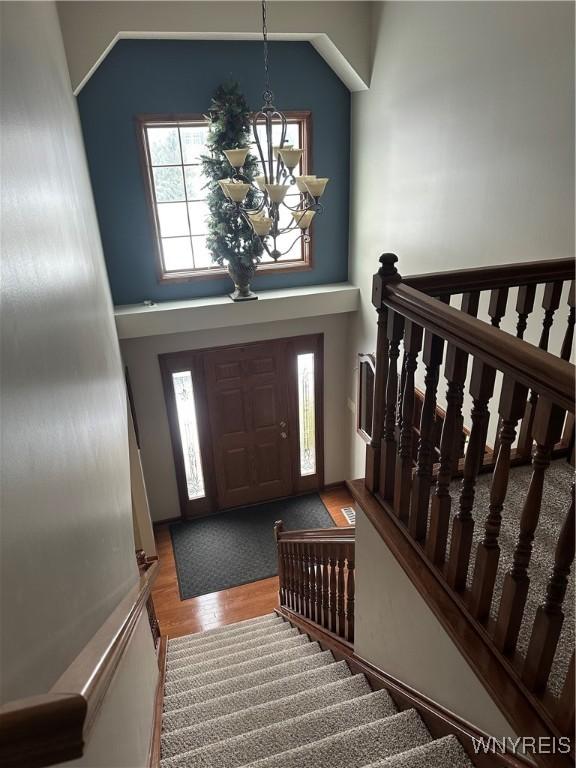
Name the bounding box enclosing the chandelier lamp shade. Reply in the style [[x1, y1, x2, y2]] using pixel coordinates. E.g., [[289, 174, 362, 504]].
[[219, 0, 329, 260]]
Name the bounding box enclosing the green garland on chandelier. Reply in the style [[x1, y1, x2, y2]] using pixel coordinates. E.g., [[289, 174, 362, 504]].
[[201, 81, 263, 268]]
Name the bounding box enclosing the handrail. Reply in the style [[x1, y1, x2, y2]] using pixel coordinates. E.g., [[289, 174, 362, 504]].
[[382, 282, 574, 412], [0, 561, 159, 768], [276, 525, 355, 544], [405, 257, 574, 297]]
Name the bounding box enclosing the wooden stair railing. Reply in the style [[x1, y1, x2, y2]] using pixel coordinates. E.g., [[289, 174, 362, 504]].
[[274, 522, 355, 645], [405, 257, 575, 465], [0, 560, 160, 768], [358, 253, 574, 767]]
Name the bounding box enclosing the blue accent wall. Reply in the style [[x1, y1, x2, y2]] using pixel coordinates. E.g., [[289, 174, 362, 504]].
[[77, 40, 350, 305]]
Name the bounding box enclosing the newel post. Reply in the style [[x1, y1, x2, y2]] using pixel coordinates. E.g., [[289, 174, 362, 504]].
[[365, 253, 401, 493], [274, 520, 285, 606]]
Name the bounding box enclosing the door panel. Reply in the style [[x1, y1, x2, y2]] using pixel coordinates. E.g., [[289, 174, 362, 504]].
[[251, 384, 277, 428], [204, 341, 293, 509], [217, 388, 247, 435], [223, 447, 252, 492]]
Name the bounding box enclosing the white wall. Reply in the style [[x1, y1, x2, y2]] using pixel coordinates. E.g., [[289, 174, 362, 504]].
[[57, 0, 372, 93], [121, 313, 352, 522], [355, 507, 518, 737], [348, 1, 575, 478], [0, 0, 148, 711]]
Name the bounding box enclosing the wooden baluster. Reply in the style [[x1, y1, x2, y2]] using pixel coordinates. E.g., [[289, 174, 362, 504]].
[[563, 287, 575, 453], [307, 544, 315, 621], [560, 280, 575, 362], [426, 348, 468, 566], [280, 547, 288, 607], [447, 358, 496, 591], [379, 311, 405, 500], [494, 397, 565, 654], [517, 281, 563, 457], [337, 546, 346, 638], [309, 544, 317, 621], [319, 549, 329, 630], [516, 284, 537, 340], [284, 541, 293, 610], [523, 481, 574, 692], [370, 254, 401, 495], [302, 544, 311, 619], [454, 293, 479, 475], [346, 547, 355, 644], [426, 293, 477, 565], [289, 543, 297, 612], [328, 552, 337, 632], [394, 321, 423, 523], [558, 652, 575, 737], [409, 331, 444, 541], [307, 543, 315, 623], [310, 543, 320, 624], [493, 287, 535, 458], [315, 546, 324, 624], [274, 521, 285, 605], [396, 351, 407, 443], [469, 378, 528, 621], [294, 543, 304, 615], [366, 308, 389, 492], [540, 281, 564, 351], [488, 287, 509, 328], [291, 542, 298, 612]]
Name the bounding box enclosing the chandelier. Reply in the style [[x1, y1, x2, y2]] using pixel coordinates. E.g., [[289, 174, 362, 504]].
[[218, 0, 329, 260]]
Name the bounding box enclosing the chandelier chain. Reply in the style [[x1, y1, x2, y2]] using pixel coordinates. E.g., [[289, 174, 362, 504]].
[[218, 0, 328, 261], [261, 0, 273, 104]]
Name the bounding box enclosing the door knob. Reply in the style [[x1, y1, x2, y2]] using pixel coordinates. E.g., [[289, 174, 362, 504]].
[[280, 432, 288, 439], [280, 420, 287, 428]]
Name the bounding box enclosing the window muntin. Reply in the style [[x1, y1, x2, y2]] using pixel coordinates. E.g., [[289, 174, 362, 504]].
[[139, 114, 311, 279], [172, 371, 206, 500], [297, 352, 316, 477], [142, 122, 211, 273]]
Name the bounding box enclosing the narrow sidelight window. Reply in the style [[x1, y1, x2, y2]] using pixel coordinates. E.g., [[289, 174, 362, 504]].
[[297, 352, 316, 476], [172, 371, 205, 499]]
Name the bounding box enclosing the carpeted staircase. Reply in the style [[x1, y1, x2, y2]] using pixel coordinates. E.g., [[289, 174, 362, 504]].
[[160, 614, 474, 768]]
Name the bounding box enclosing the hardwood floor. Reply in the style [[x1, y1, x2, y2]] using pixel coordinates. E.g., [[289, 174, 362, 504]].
[[151, 485, 354, 639]]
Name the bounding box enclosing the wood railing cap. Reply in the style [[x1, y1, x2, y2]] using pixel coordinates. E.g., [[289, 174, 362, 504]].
[[404, 257, 574, 296], [277, 526, 355, 543]]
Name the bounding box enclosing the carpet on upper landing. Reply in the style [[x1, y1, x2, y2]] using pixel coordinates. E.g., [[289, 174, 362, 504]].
[[170, 493, 335, 600]]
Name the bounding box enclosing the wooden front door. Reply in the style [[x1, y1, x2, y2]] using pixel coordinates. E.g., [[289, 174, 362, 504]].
[[159, 334, 324, 518], [203, 340, 293, 509]]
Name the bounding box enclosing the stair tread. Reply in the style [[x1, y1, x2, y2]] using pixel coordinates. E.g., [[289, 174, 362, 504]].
[[168, 614, 280, 648], [163, 649, 333, 712], [240, 709, 431, 768], [165, 640, 320, 697], [161, 660, 352, 733], [364, 735, 474, 767], [167, 619, 288, 658], [161, 675, 372, 759], [161, 689, 397, 768], [166, 628, 301, 675]]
